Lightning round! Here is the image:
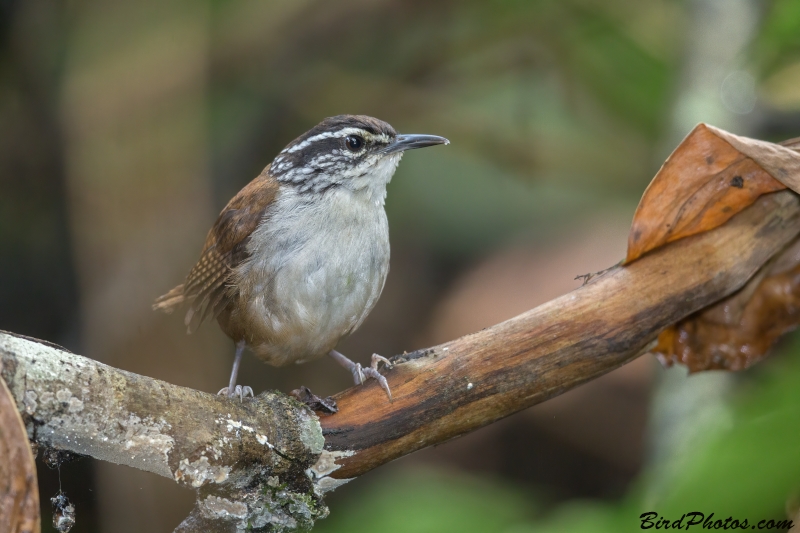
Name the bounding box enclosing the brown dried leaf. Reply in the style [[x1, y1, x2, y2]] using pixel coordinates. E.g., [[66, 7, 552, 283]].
[[706, 125, 800, 189], [290, 386, 338, 414], [0, 373, 40, 533], [634, 126, 800, 371], [625, 124, 800, 263], [653, 236, 800, 372]]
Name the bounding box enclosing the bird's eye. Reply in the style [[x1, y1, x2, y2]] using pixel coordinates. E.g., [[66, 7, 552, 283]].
[[345, 135, 364, 152]]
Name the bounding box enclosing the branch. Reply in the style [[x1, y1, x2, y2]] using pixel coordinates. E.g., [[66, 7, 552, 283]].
[[320, 190, 800, 479], [0, 369, 39, 532], [2, 191, 798, 531], [0, 333, 328, 532]]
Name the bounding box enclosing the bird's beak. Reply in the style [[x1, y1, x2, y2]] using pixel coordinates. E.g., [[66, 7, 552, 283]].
[[383, 134, 450, 154]]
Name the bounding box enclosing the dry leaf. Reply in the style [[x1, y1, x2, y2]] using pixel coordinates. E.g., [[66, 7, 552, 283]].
[[626, 124, 800, 263], [653, 236, 800, 372], [632, 125, 800, 371], [0, 373, 41, 533], [290, 385, 338, 414]]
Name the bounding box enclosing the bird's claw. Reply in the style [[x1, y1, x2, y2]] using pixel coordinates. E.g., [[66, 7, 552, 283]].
[[217, 385, 254, 401], [351, 354, 393, 399], [371, 353, 392, 370]]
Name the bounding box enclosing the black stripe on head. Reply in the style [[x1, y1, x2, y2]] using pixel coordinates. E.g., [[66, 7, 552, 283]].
[[297, 115, 397, 143], [270, 115, 397, 178]]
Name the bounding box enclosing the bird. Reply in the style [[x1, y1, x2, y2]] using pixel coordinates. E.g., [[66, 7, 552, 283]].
[[154, 115, 448, 400]]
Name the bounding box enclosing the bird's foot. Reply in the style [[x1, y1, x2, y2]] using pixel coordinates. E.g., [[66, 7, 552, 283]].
[[217, 385, 254, 401], [351, 354, 393, 400], [329, 350, 393, 399]]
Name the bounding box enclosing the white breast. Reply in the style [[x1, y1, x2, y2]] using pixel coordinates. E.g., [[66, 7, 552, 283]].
[[233, 186, 390, 366]]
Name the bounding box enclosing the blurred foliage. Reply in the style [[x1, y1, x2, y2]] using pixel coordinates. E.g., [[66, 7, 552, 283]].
[[755, 0, 800, 76], [4, 0, 800, 531], [756, 0, 800, 110], [651, 339, 800, 521], [206, 0, 685, 259], [315, 469, 537, 533]]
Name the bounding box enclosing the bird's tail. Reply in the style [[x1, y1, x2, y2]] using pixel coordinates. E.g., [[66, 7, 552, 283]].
[[153, 284, 186, 313]]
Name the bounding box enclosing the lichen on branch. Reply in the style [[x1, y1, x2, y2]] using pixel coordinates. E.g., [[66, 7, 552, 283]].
[[0, 332, 330, 532]]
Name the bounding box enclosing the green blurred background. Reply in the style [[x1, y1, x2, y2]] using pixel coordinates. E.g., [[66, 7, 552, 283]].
[[3, 0, 800, 531]]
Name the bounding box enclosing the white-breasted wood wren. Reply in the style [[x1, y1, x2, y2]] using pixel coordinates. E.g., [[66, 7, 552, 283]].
[[154, 115, 448, 400]]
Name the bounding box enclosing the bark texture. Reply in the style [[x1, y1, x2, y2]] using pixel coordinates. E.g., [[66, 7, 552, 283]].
[[0, 372, 39, 533], [320, 190, 800, 479], [0, 333, 328, 532]]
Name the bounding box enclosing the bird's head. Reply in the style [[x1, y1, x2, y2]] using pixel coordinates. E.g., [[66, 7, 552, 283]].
[[270, 115, 448, 202]]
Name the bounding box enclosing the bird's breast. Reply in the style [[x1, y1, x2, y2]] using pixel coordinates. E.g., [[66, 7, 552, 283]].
[[231, 187, 390, 366]]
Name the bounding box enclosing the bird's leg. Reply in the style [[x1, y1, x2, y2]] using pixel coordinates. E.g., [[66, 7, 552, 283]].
[[218, 340, 253, 401], [328, 350, 393, 399]]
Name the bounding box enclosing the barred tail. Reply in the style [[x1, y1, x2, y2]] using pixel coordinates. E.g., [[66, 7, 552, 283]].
[[153, 284, 186, 314]]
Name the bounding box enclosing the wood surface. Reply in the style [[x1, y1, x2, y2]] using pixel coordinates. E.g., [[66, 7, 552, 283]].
[[321, 190, 800, 479]]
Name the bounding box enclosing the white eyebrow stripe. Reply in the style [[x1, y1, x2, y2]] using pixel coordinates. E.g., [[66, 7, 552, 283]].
[[282, 128, 390, 154]]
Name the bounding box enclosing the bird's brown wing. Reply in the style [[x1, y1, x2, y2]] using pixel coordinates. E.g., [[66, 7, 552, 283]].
[[153, 168, 279, 332]]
